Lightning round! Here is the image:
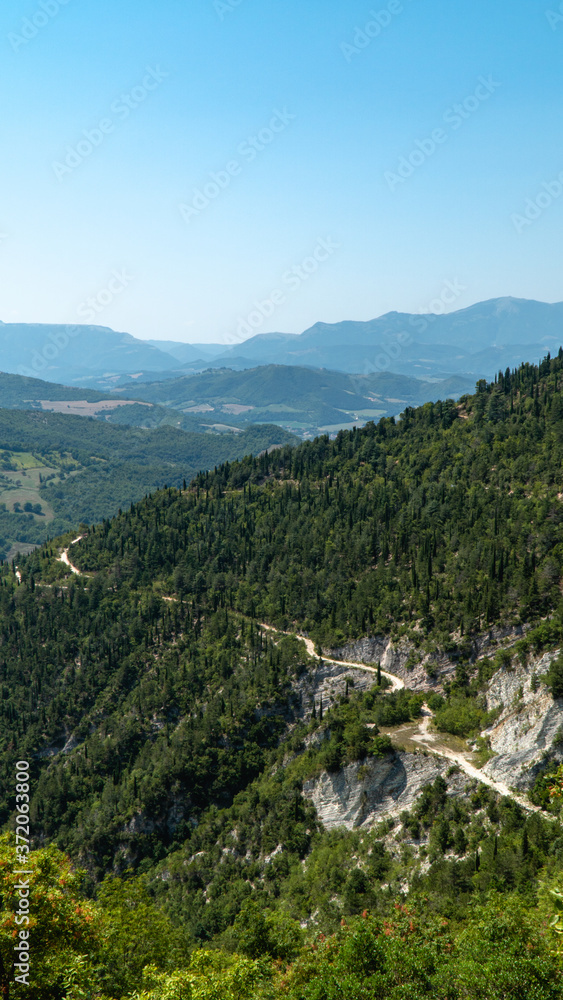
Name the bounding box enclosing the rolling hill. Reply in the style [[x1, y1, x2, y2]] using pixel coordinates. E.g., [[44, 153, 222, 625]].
[[0, 370, 252, 435], [119, 365, 476, 436], [0, 407, 295, 560], [0, 364, 476, 438]]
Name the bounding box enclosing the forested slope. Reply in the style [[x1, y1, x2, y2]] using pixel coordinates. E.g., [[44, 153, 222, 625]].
[[0, 407, 294, 557], [3, 353, 563, 997], [73, 351, 563, 647]]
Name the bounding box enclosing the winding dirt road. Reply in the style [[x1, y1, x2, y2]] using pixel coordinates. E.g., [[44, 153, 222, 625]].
[[260, 624, 405, 692], [261, 623, 547, 816], [412, 707, 543, 815]]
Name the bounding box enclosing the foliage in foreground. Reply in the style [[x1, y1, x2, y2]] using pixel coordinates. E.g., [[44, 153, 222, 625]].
[[2, 833, 563, 1000]]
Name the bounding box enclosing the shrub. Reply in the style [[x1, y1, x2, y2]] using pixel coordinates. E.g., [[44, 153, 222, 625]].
[[408, 694, 425, 717], [344, 722, 371, 761], [319, 739, 343, 773], [370, 735, 393, 757], [434, 698, 485, 738], [427, 692, 445, 713], [232, 899, 302, 961], [547, 652, 563, 699]]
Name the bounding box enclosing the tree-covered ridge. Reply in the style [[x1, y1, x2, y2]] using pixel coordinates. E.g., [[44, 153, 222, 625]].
[[0, 407, 295, 557], [0, 566, 313, 869], [119, 363, 476, 436], [0, 351, 560, 870], [69, 351, 563, 650]]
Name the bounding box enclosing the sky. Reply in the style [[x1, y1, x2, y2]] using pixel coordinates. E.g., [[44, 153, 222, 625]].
[[1, 0, 562, 344]]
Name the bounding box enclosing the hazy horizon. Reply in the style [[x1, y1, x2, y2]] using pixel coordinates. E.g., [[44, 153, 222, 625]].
[[2, 293, 563, 349]]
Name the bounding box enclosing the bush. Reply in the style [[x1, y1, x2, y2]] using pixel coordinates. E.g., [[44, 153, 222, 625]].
[[319, 739, 343, 773], [344, 723, 371, 760], [232, 899, 302, 961], [434, 697, 484, 738], [408, 694, 425, 717], [370, 735, 393, 757], [547, 652, 563, 699], [427, 692, 445, 712]]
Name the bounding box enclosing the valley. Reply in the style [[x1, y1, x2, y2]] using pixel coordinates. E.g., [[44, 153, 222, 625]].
[[5, 3, 559, 993]]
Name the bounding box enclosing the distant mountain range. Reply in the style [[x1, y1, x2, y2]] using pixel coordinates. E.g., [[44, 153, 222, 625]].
[[200, 297, 563, 379], [2, 298, 561, 390]]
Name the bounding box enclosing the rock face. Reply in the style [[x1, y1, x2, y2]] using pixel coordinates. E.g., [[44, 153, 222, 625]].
[[303, 751, 448, 829], [300, 645, 563, 831], [483, 651, 563, 789], [328, 625, 529, 693], [294, 660, 378, 719], [327, 637, 433, 690]]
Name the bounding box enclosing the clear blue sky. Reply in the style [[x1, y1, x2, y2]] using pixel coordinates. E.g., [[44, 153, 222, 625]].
[[0, 0, 561, 343]]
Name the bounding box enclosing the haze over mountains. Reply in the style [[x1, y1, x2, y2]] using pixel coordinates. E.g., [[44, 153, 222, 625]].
[[206, 297, 563, 379], [3, 297, 562, 391]]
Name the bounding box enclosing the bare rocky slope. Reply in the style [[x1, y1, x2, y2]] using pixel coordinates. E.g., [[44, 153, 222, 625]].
[[328, 625, 530, 692], [483, 650, 563, 790], [303, 752, 455, 830], [300, 636, 563, 830]]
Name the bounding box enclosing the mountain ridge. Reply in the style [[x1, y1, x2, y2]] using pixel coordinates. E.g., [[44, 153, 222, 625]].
[[3, 297, 563, 387]]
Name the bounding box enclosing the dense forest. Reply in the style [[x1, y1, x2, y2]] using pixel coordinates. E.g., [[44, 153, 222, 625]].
[[71, 350, 563, 647], [3, 353, 563, 997], [0, 406, 294, 558]]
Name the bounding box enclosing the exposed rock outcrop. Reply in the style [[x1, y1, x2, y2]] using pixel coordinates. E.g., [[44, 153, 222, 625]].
[[328, 625, 529, 693], [482, 650, 563, 789], [303, 751, 464, 829], [326, 637, 431, 689], [294, 660, 378, 718]]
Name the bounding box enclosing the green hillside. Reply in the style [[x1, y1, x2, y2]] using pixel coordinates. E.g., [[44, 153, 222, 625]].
[[0, 408, 295, 560], [122, 364, 476, 435], [75, 354, 563, 647], [3, 353, 563, 996], [0, 370, 243, 434]]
